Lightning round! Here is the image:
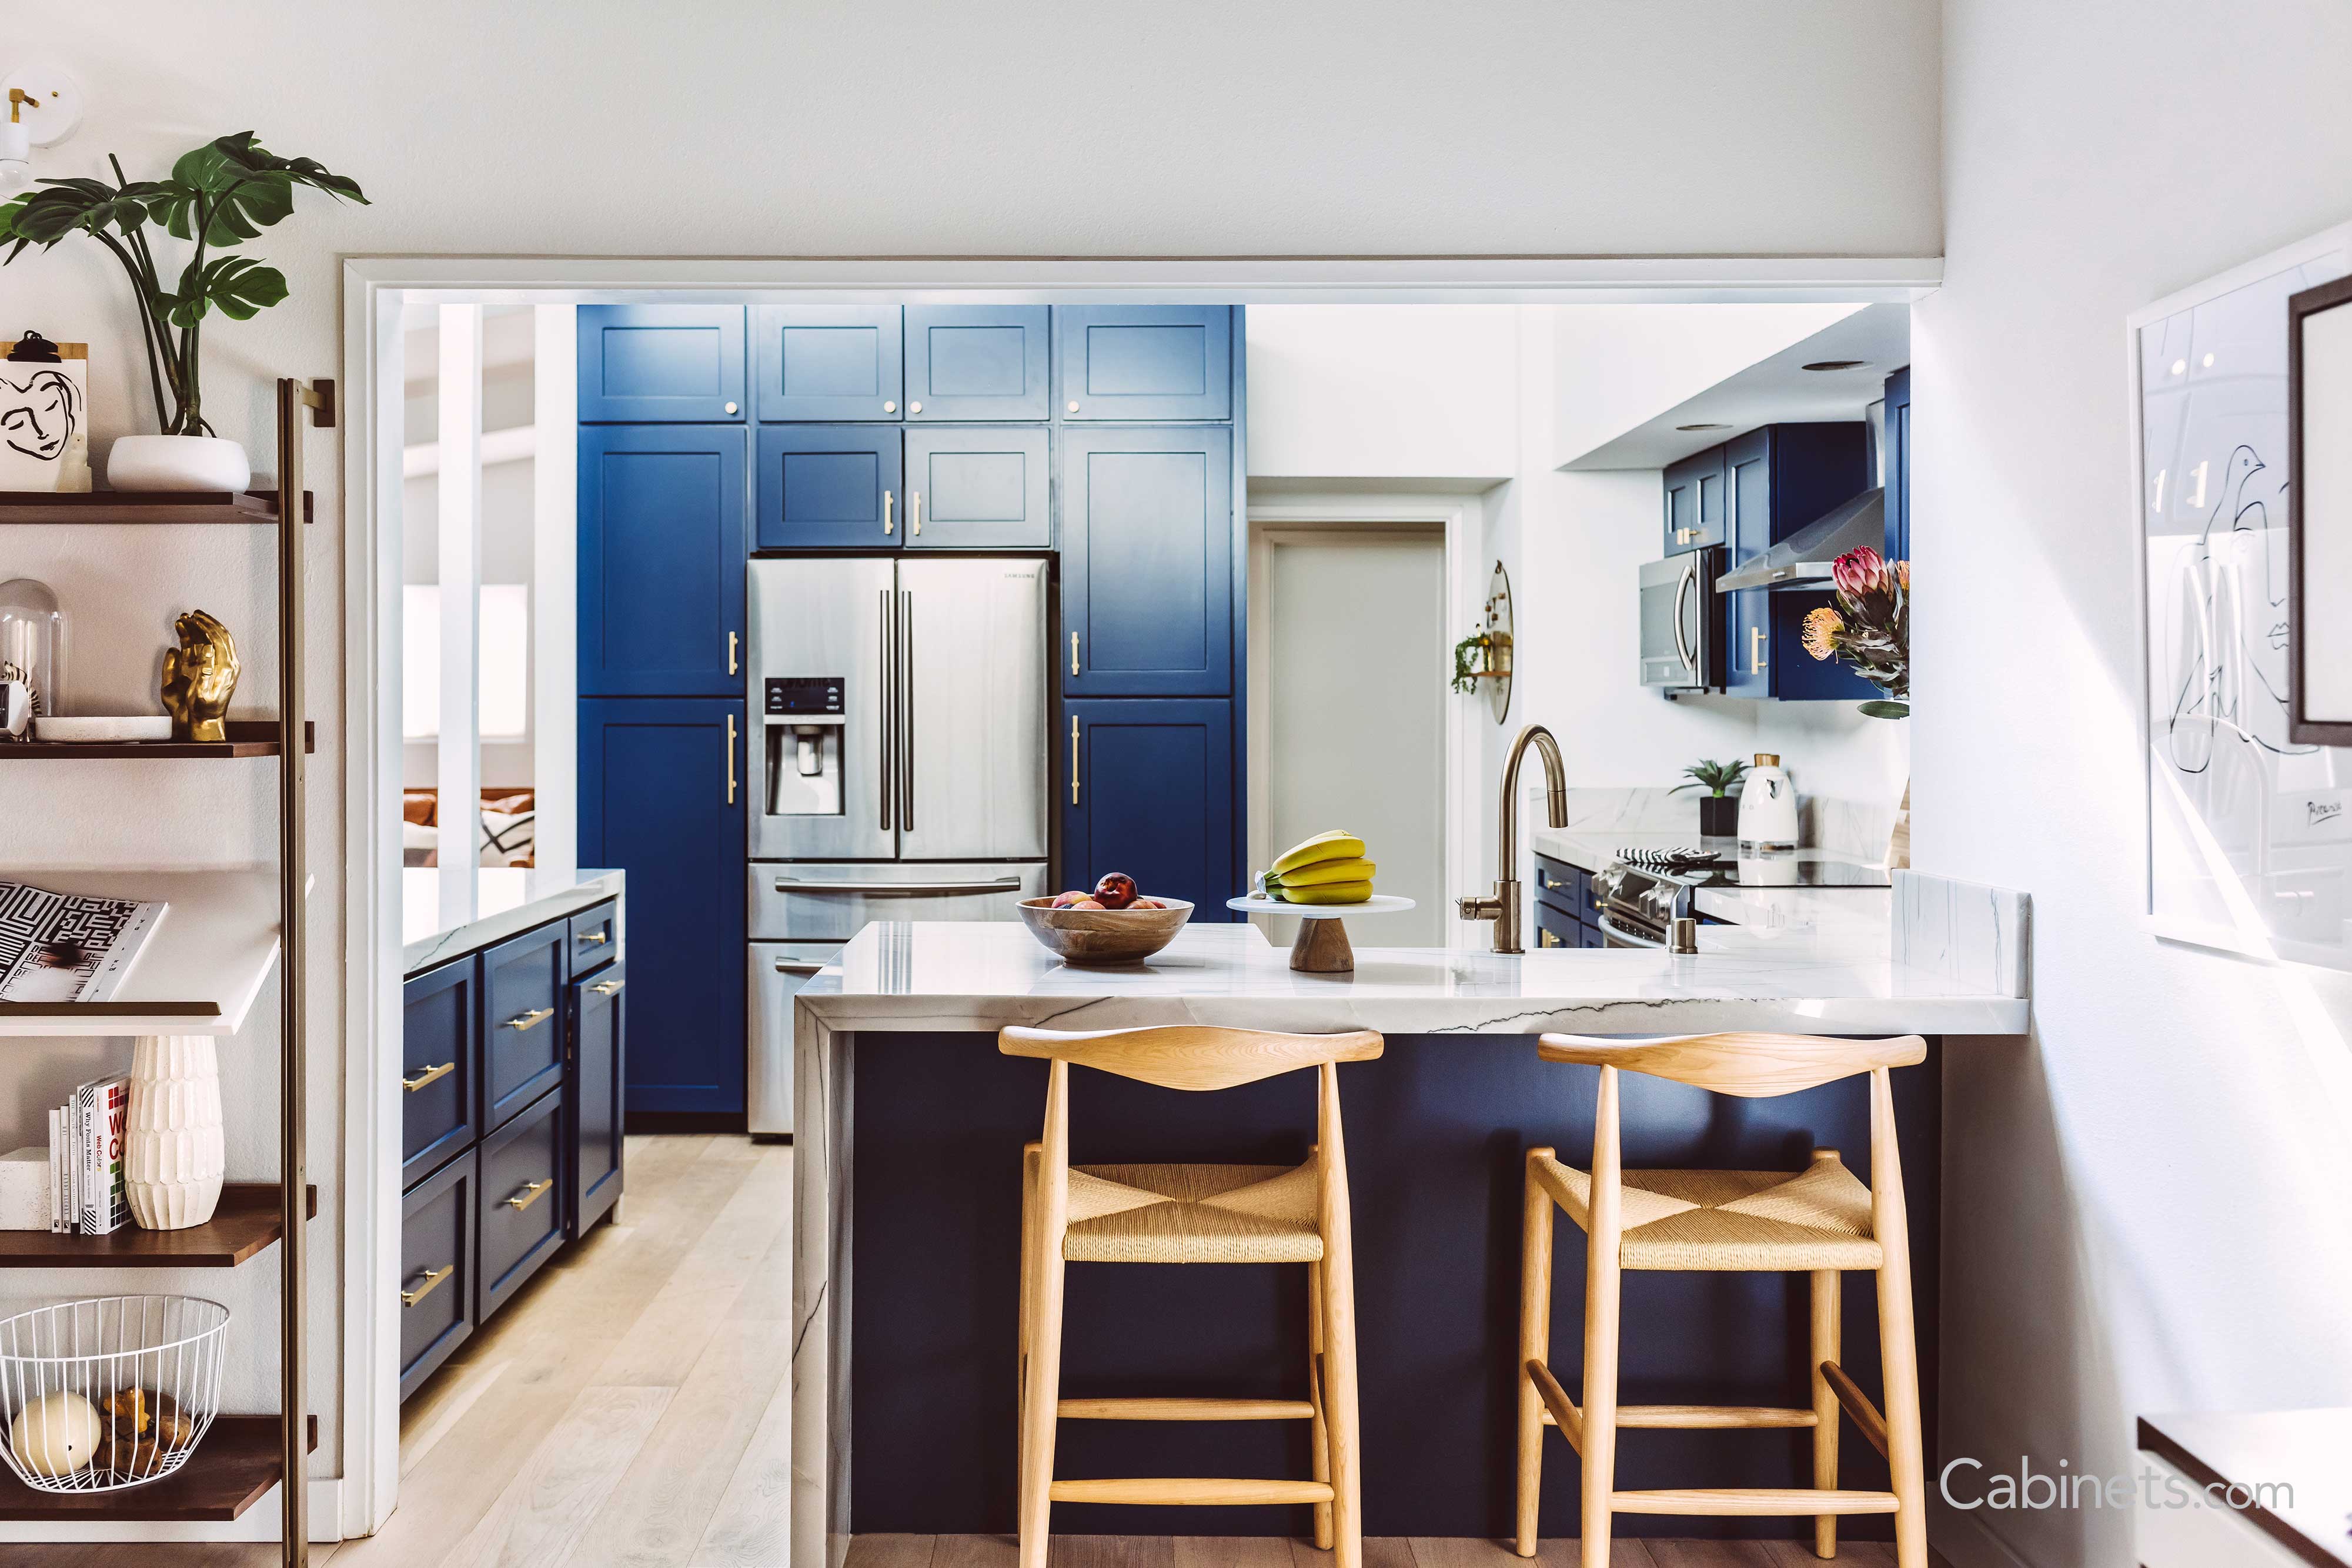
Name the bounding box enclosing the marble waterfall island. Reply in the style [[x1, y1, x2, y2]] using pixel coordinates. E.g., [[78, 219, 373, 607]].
[[787, 895, 2027, 1566]]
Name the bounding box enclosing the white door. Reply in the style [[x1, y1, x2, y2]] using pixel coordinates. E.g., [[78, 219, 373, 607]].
[[1261, 529, 1448, 948]]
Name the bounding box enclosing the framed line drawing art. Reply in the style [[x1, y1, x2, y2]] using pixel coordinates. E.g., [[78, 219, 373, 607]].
[[2130, 221, 2352, 967], [0, 333, 89, 492], [2290, 274, 2352, 747]]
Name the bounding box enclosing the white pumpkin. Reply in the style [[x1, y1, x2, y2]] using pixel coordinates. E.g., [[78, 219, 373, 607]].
[[9, 1391, 101, 1479]]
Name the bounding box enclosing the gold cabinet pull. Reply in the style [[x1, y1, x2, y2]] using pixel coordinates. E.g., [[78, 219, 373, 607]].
[[402, 1061, 455, 1094], [401, 1264, 455, 1307], [503, 1007, 554, 1032], [592, 979, 625, 996], [883, 489, 894, 536], [911, 490, 923, 537], [728, 630, 739, 676], [726, 712, 739, 804], [1070, 631, 1081, 676], [1070, 716, 1080, 805], [503, 1178, 554, 1212], [1750, 624, 1768, 674], [578, 930, 608, 945]]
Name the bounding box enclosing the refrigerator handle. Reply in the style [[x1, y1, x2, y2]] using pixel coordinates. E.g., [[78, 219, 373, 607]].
[[899, 588, 916, 833], [878, 587, 895, 833]]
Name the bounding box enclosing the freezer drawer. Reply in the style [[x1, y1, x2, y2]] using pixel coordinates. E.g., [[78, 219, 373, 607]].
[[749, 861, 1048, 940], [749, 941, 838, 1136]]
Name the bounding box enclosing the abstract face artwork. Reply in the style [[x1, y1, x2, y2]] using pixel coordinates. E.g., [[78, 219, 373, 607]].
[[0, 366, 78, 463]]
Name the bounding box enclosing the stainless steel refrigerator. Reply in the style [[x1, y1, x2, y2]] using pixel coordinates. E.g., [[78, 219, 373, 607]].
[[745, 556, 1050, 1134]]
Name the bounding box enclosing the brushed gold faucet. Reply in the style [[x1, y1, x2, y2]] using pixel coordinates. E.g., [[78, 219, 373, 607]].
[[1456, 723, 1569, 954]]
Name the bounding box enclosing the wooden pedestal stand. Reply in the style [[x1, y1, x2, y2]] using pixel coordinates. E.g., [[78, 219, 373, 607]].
[[1225, 894, 1418, 973]]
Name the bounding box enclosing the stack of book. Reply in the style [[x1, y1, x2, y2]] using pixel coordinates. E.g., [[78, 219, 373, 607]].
[[48, 1073, 131, 1235]]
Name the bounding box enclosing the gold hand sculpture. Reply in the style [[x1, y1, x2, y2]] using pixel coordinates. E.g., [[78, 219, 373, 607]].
[[161, 609, 240, 743]]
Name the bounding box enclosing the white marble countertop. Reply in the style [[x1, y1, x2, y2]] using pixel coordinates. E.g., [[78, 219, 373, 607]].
[[403, 865, 624, 975], [795, 917, 2029, 1035], [1532, 827, 1894, 937]]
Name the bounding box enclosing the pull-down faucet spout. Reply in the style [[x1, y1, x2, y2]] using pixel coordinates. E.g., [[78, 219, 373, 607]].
[[1455, 723, 1569, 954]]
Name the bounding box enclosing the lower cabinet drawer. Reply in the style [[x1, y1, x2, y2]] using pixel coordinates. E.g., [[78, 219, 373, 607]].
[[399, 1152, 476, 1402], [1533, 899, 1580, 951], [482, 922, 567, 1131], [1532, 855, 1584, 911], [478, 1086, 567, 1320]]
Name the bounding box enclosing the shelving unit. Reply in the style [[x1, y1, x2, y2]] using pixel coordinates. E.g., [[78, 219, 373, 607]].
[[0, 381, 331, 1564]]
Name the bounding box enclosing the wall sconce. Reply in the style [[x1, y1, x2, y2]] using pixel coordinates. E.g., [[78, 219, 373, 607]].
[[0, 66, 85, 199]]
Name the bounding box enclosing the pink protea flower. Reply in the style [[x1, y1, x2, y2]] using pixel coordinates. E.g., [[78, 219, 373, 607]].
[[1801, 606, 1845, 661], [1832, 546, 1886, 600]]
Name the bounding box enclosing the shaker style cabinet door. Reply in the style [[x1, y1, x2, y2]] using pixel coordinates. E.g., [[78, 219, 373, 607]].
[[903, 427, 1050, 549], [577, 305, 746, 423], [400, 956, 478, 1189], [756, 426, 904, 550], [905, 305, 1050, 421], [1054, 306, 1232, 422], [1663, 446, 1727, 554], [1883, 366, 1912, 563], [753, 304, 904, 422], [1722, 430, 1773, 698], [569, 958, 626, 1236], [399, 1151, 476, 1401], [1062, 699, 1234, 920], [1060, 427, 1233, 697], [578, 698, 747, 1118], [578, 425, 747, 697], [479, 920, 567, 1132]]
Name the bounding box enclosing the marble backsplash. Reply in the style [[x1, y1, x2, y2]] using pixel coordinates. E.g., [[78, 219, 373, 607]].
[[1552, 785, 1900, 862]]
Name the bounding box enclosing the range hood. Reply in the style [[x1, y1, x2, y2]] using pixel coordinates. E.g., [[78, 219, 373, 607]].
[[1713, 487, 1886, 591]]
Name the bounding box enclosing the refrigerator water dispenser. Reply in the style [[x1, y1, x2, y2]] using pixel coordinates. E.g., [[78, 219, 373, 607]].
[[765, 676, 846, 817]]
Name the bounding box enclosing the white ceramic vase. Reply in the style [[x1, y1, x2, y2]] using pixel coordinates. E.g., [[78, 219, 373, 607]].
[[105, 435, 251, 494], [124, 1035, 226, 1231]]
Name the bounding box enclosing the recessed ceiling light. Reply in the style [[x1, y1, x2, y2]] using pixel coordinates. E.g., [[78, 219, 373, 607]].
[[1676, 422, 1730, 432], [1801, 360, 1868, 372]]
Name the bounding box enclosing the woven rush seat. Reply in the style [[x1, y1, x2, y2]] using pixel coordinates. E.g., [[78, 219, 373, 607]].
[[1531, 1151, 1880, 1272], [1064, 1161, 1324, 1263]]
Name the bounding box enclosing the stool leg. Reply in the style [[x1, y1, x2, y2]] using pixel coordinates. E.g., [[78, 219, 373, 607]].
[[1308, 1254, 1334, 1550], [1810, 1267, 1841, 1559], [1018, 1072, 1070, 1568], [1870, 1070, 1929, 1568], [1018, 1144, 1040, 1498], [1580, 1071, 1624, 1568], [1318, 1066, 1364, 1568], [1515, 1148, 1556, 1557]]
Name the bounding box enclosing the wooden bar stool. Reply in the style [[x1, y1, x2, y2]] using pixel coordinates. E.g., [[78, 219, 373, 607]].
[[1003, 1023, 1383, 1568], [1515, 1031, 1930, 1568]]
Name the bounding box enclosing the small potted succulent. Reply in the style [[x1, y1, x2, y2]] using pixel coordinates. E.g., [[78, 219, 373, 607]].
[[0, 133, 365, 492], [1672, 757, 1749, 837], [1802, 546, 1910, 718]]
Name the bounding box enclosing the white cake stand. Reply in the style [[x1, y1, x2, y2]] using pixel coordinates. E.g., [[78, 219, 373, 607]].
[[1225, 893, 1416, 973]]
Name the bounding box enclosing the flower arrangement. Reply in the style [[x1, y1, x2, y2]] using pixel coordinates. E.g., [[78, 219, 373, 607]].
[[1800, 546, 1910, 718]]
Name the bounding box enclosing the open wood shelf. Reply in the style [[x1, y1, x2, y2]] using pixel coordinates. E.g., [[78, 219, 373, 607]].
[[0, 1415, 315, 1522], [0, 1184, 316, 1269], [0, 721, 316, 760], [0, 490, 312, 525]]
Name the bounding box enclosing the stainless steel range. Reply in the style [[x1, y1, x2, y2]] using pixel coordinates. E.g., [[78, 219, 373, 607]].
[[1592, 848, 1892, 948]]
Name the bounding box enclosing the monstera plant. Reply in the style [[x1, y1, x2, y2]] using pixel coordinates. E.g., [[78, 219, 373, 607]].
[[0, 133, 364, 488]]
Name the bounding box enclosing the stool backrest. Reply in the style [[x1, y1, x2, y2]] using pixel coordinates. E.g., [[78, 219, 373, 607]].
[[1536, 1031, 1925, 1098], [1000, 1024, 1383, 1091]]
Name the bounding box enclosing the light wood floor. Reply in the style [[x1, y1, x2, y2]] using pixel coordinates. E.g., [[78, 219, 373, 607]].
[[0, 1136, 1945, 1567]]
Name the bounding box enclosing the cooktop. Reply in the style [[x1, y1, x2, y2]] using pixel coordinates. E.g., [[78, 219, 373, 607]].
[[1612, 847, 1893, 890]]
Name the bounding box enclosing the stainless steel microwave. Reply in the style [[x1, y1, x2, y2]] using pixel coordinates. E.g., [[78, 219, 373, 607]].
[[1639, 547, 1725, 691]]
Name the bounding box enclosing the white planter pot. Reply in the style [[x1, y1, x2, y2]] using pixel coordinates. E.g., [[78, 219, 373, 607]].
[[105, 435, 250, 494], [124, 1035, 226, 1231]]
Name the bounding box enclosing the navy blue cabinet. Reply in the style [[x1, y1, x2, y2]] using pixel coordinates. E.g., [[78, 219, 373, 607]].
[[1716, 422, 1872, 701], [1766, 590, 1881, 701], [1060, 427, 1232, 697], [578, 426, 747, 697], [1063, 700, 1234, 918], [756, 426, 904, 549], [1055, 306, 1232, 422], [400, 958, 478, 1189], [753, 304, 904, 422], [906, 305, 1050, 421], [399, 1151, 476, 1400], [577, 306, 746, 423], [1663, 447, 1727, 554], [1884, 366, 1912, 563], [480, 921, 568, 1131], [579, 699, 747, 1117], [904, 427, 1050, 549], [568, 958, 626, 1237]]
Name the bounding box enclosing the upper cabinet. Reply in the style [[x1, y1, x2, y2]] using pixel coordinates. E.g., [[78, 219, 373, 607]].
[[904, 427, 1050, 549], [1060, 427, 1233, 697], [753, 304, 904, 422], [577, 306, 746, 423], [1055, 306, 1233, 422], [1883, 366, 1912, 563], [756, 426, 906, 550], [578, 425, 747, 697], [1663, 447, 1726, 554], [905, 305, 1050, 421], [1718, 422, 1872, 701]]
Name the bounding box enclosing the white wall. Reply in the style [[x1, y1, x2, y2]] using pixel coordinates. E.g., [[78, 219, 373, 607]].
[[1246, 306, 1519, 482], [0, 0, 1939, 1526], [1924, 5, 2352, 1566]]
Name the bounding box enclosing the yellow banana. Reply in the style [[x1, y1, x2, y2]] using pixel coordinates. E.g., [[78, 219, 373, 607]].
[[1275, 881, 1374, 905], [1270, 831, 1366, 875], [1267, 857, 1377, 889]]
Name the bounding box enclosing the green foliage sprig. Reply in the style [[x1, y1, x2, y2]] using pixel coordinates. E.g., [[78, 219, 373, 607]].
[[1669, 758, 1749, 798]]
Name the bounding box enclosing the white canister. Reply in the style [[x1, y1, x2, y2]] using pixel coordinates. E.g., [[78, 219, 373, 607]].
[[124, 1035, 226, 1230], [1737, 752, 1799, 851]]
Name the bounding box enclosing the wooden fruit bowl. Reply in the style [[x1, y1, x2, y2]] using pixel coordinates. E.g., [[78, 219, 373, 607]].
[[1017, 897, 1194, 966]]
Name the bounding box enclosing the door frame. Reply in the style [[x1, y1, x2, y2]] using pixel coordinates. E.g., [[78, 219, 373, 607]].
[[339, 254, 1940, 1540], [1247, 510, 1474, 948]]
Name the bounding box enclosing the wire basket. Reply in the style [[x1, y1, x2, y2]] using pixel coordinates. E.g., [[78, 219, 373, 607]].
[[0, 1296, 227, 1493]]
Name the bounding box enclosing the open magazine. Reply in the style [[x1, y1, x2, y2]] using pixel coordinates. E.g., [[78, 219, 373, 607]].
[[0, 882, 168, 1004]]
